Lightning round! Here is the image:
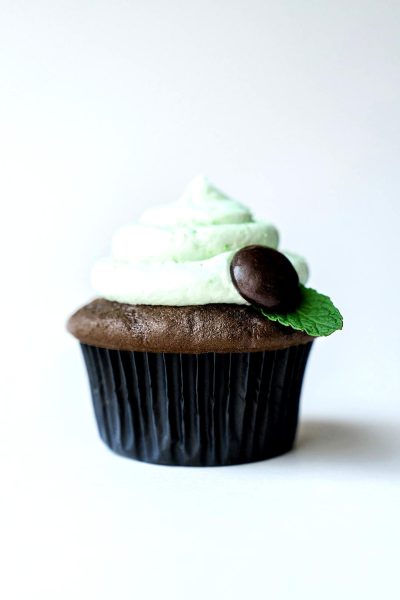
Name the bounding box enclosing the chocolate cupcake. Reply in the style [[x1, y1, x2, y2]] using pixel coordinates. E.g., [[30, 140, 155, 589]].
[[68, 176, 342, 466]]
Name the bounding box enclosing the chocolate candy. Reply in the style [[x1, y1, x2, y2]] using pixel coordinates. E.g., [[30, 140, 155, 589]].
[[230, 245, 300, 312]]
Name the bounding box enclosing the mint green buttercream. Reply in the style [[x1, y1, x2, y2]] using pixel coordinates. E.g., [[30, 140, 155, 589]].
[[91, 176, 309, 306]]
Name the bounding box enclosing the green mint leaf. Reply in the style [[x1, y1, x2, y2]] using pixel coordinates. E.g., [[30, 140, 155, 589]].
[[261, 286, 343, 337]]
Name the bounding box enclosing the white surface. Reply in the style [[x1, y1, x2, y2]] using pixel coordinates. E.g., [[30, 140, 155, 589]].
[[1, 1, 400, 599]]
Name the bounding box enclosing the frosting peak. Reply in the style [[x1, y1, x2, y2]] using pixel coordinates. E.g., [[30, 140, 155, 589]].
[[139, 175, 252, 227], [179, 175, 232, 203], [91, 177, 309, 306]]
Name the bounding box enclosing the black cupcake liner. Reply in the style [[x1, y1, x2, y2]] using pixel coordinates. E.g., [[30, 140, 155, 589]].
[[81, 343, 313, 466]]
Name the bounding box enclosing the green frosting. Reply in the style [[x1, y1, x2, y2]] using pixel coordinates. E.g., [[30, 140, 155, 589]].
[[261, 286, 343, 337]]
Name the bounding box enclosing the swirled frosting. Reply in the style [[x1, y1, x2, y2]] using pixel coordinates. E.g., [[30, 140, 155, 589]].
[[92, 176, 309, 305]]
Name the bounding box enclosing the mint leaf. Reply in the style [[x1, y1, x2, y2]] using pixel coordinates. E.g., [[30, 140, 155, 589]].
[[261, 286, 343, 337]]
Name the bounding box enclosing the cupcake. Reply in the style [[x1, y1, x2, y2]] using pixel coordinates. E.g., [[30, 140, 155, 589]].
[[67, 176, 342, 466]]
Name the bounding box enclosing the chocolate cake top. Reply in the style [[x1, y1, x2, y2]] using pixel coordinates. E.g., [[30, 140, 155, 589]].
[[67, 299, 313, 354]]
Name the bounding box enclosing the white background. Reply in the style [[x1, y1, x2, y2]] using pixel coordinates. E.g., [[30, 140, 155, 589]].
[[1, 1, 400, 599]]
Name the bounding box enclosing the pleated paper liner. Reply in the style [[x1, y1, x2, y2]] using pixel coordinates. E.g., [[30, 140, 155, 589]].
[[81, 343, 313, 466]]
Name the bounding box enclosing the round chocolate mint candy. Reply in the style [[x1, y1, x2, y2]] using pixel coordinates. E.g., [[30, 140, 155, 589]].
[[230, 245, 300, 312]]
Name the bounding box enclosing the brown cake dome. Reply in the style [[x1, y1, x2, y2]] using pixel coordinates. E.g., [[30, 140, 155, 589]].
[[67, 299, 312, 354]]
